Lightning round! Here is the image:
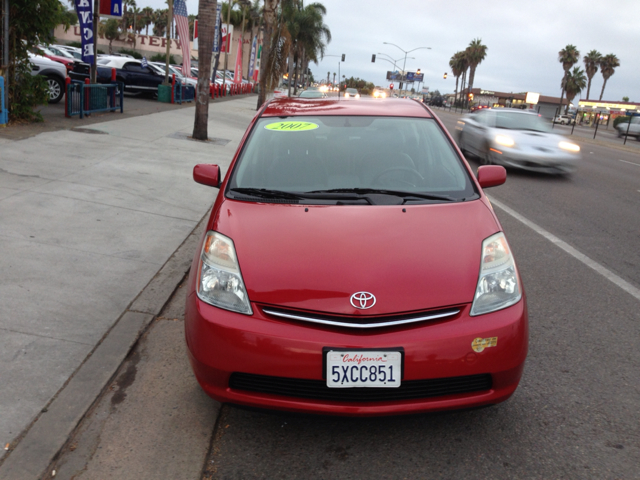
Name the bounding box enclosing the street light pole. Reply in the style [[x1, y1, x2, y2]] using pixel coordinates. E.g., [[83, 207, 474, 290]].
[[383, 42, 431, 96]]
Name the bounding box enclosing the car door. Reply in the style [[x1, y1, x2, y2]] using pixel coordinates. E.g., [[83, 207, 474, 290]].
[[462, 110, 491, 156], [122, 62, 162, 93]]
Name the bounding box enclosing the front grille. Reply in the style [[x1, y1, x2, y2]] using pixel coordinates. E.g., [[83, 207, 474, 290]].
[[229, 372, 492, 402], [261, 306, 461, 329]]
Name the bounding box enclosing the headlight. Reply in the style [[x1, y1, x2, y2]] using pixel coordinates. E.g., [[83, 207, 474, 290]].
[[559, 141, 580, 152], [470, 232, 521, 316], [197, 231, 252, 315], [494, 135, 515, 147], [344, 92, 349, 98], [355, 94, 360, 99]]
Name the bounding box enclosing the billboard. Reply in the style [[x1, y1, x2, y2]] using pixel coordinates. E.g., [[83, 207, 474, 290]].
[[405, 72, 424, 82]]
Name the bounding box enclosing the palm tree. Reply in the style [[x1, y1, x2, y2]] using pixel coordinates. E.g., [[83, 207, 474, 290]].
[[583, 50, 601, 100], [193, 0, 217, 140], [558, 45, 580, 116], [153, 9, 168, 37], [141, 7, 154, 35], [256, 0, 280, 108], [598, 53, 620, 101], [564, 67, 587, 111], [449, 51, 465, 107], [465, 38, 487, 102]]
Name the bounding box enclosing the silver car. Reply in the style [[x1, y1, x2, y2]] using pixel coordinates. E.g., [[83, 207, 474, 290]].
[[456, 108, 581, 174]]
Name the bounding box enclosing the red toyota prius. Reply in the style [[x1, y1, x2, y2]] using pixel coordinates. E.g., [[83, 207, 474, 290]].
[[185, 97, 528, 416]]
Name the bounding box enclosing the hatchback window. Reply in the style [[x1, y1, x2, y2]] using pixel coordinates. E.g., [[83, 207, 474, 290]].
[[228, 116, 478, 204]]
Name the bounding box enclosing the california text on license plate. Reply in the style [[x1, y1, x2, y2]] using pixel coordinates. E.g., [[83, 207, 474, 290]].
[[326, 350, 402, 388]]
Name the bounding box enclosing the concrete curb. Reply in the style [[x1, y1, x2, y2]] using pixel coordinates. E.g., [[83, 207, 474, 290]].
[[0, 212, 209, 480]]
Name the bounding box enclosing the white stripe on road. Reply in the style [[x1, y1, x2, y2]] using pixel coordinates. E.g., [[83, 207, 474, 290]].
[[488, 196, 640, 303], [619, 159, 640, 167]]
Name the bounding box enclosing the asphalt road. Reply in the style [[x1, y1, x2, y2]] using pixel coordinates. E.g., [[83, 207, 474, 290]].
[[48, 103, 640, 480]]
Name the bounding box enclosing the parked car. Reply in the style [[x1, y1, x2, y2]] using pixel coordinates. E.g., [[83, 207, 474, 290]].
[[344, 87, 360, 98], [185, 97, 528, 416], [457, 108, 581, 174], [69, 57, 165, 95], [552, 114, 575, 125], [28, 52, 67, 104], [34, 46, 75, 73], [149, 62, 197, 88], [52, 44, 83, 60], [615, 116, 640, 139]]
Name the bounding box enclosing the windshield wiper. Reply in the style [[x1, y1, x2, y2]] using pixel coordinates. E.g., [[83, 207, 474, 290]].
[[229, 187, 306, 200], [309, 188, 455, 202]]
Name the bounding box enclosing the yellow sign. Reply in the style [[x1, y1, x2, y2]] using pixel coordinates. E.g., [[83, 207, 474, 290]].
[[472, 337, 498, 353], [265, 121, 319, 132], [579, 101, 637, 110]]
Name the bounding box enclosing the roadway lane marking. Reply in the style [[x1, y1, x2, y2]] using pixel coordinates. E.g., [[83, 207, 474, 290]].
[[488, 196, 640, 303], [619, 159, 640, 167]]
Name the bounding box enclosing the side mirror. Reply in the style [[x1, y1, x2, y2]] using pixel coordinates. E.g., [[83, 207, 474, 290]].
[[477, 165, 506, 188], [193, 164, 221, 188]]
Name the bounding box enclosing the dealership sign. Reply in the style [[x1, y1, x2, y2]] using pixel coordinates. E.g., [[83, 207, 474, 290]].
[[74, 0, 94, 64], [99, 0, 123, 18]]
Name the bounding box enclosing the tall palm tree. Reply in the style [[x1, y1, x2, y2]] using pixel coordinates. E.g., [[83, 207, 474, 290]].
[[558, 45, 580, 116], [465, 38, 487, 101], [141, 7, 154, 35], [256, 0, 279, 108], [153, 9, 168, 37], [290, 1, 330, 95], [193, 0, 217, 140], [583, 49, 601, 100], [598, 53, 620, 101], [449, 51, 465, 106], [564, 66, 587, 111]]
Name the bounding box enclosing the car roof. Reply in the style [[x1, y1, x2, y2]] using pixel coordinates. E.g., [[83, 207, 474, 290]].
[[261, 97, 434, 118], [98, 57, 140, 68]]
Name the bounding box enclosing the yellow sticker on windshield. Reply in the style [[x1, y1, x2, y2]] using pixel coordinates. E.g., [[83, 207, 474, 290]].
[[265, 121, 319, 132]]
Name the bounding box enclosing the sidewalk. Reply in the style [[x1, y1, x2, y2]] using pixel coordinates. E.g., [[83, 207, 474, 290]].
[[0, 95, 258, 479]]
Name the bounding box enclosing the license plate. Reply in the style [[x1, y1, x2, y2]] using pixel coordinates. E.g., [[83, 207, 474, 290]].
[[326, 350, 402, 388]]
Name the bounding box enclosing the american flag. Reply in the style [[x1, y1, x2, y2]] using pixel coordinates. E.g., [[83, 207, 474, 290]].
[[173, 0, 191, 77]]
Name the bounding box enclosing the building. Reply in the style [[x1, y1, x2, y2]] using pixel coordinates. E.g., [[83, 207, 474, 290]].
[[458, 88, 569, 119]]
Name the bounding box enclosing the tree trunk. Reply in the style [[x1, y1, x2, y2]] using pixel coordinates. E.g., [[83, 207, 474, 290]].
[[586, 77, 592, 100], [193, 0, 217, 141], [287, 47, 294, 97], [558, 71, 568, 116], [257, 0, 278, 110], [454, 76, 459, 105], [293, 49, 302, 95], [599, 78, 608, 101]]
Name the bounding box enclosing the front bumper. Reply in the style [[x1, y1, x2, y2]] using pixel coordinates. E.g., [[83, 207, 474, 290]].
[[185, 294, 528, 416], [492, 148, 579, 174]]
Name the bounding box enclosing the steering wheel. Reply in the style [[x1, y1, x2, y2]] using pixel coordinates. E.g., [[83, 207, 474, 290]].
[[372, 167, 425, 188]]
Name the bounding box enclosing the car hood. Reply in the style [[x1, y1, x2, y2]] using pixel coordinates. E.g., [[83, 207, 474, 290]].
[[489, 128, 567, 148], [213, 198, 500, 315]]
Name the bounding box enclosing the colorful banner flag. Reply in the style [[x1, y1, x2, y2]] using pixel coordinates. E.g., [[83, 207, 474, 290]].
[[212, 3, 222, 53], [253, 44, 262, 82], [74, 0, 94, 64], [248, 36, 257, 80], [234, 38, 243, 83], [173, 0, 191, 76]]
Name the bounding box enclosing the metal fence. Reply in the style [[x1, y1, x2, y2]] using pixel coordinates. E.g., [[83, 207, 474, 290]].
[[174, 82, 195, 104], [66, 81, 123, 119]]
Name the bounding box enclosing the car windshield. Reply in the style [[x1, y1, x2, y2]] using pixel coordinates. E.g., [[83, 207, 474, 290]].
[[495, 112, 551, 132], [346, 88, 358, 94], [227, 116, 477, 204]]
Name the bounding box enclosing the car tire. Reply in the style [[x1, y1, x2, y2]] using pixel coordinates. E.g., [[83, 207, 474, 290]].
[[481, 146, 493, 165], [46, 76, 64, 104]]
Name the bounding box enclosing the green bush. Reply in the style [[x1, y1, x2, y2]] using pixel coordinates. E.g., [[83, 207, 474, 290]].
[[613, 116, 630, 128], [149, 53, 176, 64], [118, 48, 142, 59], [10, 63, 50, 122]]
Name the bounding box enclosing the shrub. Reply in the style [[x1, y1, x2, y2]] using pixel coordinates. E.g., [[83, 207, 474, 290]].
[[613, 116, 630, 128], [118, 48, 142, 59], [149, 53, 176, 64]]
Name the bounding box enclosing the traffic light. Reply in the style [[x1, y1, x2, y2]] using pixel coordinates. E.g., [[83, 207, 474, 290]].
[[371, 54, 376, 63], [468, 93, 474, 101], [341, 54, 345, 61], [390, 83, 394, 90], [443, 72, 448, 79]]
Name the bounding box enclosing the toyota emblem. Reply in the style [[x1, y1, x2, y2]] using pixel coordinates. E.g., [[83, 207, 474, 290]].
[[350, 292, 376, 309]]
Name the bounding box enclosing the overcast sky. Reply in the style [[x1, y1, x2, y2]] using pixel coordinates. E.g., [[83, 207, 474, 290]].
[[145, 0, 638, 102]]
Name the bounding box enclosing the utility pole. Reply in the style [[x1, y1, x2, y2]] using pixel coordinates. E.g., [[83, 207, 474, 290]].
[[164, 0, 173, 85]]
